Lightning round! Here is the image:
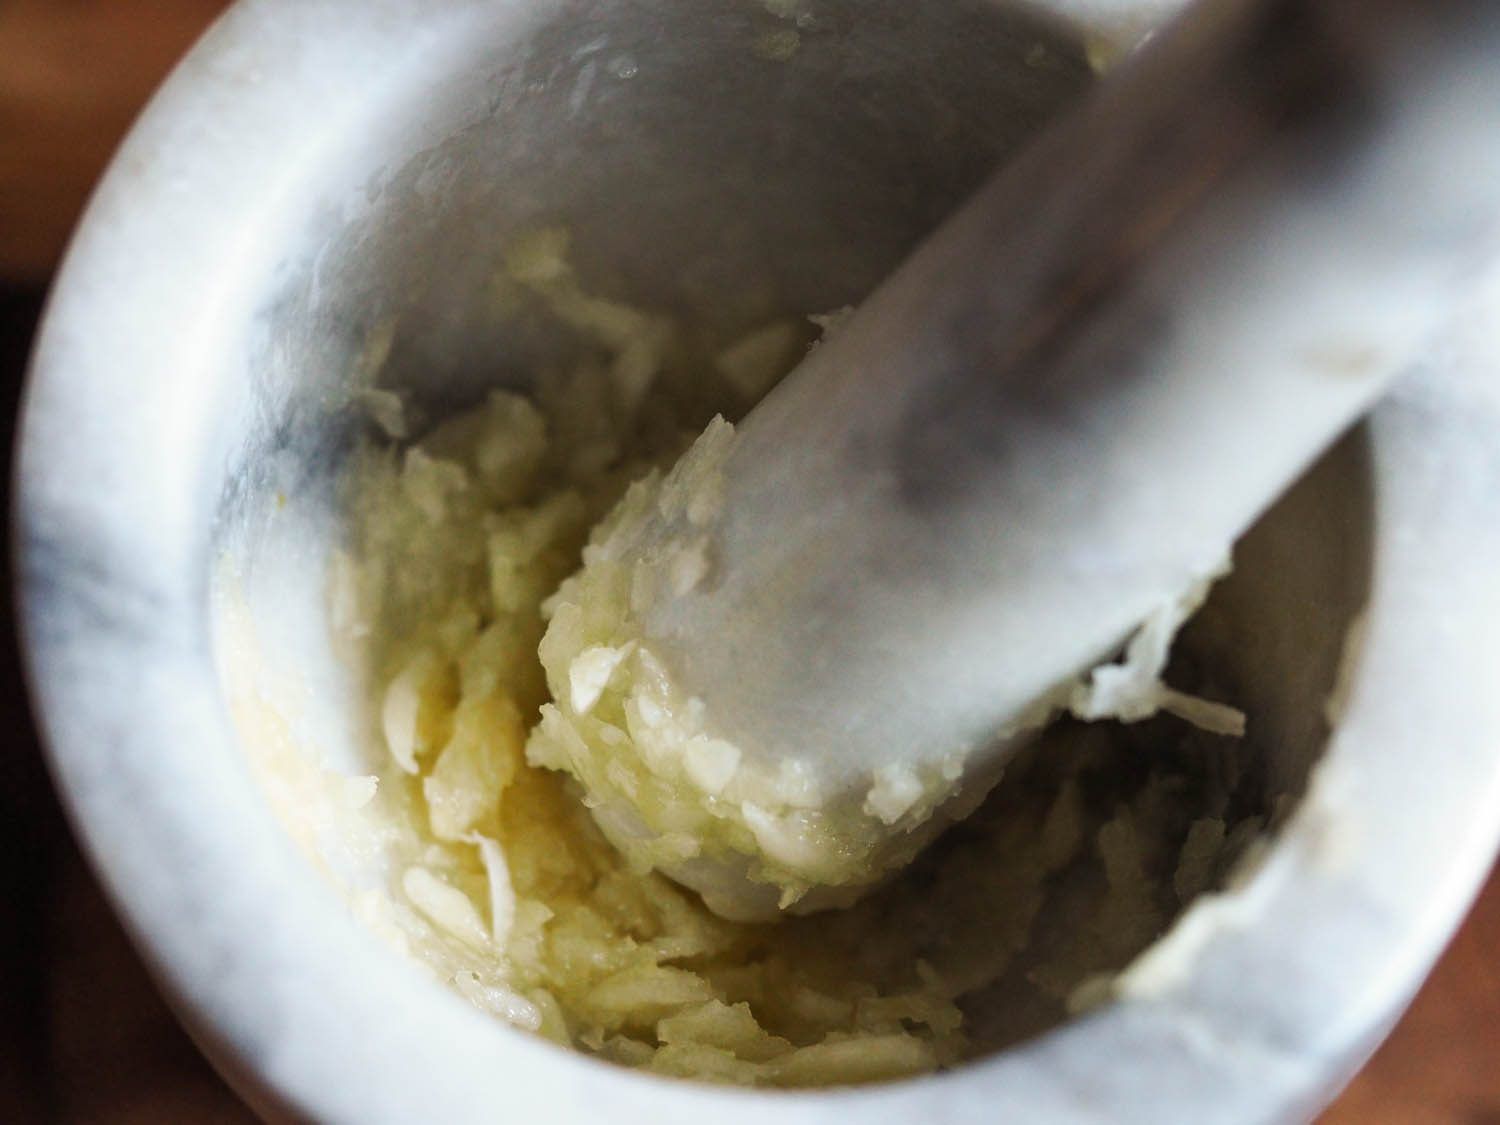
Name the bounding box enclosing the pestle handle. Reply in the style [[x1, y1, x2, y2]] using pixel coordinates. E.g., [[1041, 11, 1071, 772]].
[[592, 0, 1500, 918]]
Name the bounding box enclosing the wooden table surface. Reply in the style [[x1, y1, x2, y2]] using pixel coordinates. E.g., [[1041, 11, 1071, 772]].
[[2, 3, 1496, 1121]]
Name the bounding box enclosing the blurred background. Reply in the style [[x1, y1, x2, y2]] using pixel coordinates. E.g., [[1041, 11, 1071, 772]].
[[0, 2, 1495, 1121]]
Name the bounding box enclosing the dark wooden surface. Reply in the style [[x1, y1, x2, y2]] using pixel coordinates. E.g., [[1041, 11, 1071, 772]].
[[1, 4, 1496, 1121]]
